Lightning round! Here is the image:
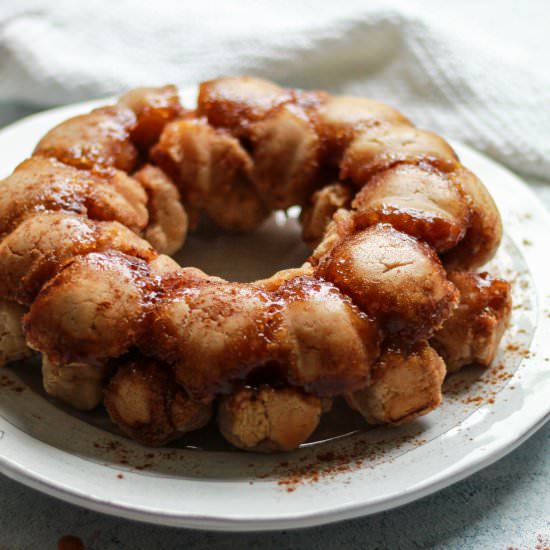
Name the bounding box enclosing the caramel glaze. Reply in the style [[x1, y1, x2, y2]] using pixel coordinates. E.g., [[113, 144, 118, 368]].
[[431, 271, 512, 372], [138, 270, 379, 402], [316, 224, 459, 342], [0, 77, 512, 450]]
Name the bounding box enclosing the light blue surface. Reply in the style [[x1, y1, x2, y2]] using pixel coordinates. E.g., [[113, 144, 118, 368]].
[[0, 107, 548, 550], [0, 424, 547, 549]]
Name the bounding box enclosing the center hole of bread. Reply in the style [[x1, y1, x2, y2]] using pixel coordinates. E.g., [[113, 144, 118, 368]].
[[172, 207, 311, 282]]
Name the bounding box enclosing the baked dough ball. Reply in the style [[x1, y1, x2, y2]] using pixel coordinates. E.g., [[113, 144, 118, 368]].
[[24, 251, 151, 364], [300, 183, 353, 246], [218, 385, 322, 452], [42, 357, 108, 411], [104, 357, 211, 446], [152, 117, 250, 204], [317, 95, 411, 163], [199, 77, 328, 208], [341, 124, 459, 185], [352, 164, 471, 253], [198, 76, 290, 137], [274, 275, 380, 395], [309, 208, 355, 264], [118, 84, 183, 150], [443, 167, 502, 270], [317, 224, 459, 341], [151, 118, 269, 230], [0, 213, 155, 305], [0, 156, 148, 236], [34, 105, 138, 172], [201, 175, 270, 231], [431, 271, 512, 372], [346, 341, 446, 425], [133, 164, 188, 255], [0, 300, 32, 367], [142, 276, 273, 402], [248, 102, 322, 208]]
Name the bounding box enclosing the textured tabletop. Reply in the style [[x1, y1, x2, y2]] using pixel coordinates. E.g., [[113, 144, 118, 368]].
[[0, 107, 548, 550]]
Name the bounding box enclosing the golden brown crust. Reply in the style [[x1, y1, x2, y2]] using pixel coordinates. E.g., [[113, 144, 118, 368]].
[[218, 385, 322, 452], [34, 105, 138, 172]]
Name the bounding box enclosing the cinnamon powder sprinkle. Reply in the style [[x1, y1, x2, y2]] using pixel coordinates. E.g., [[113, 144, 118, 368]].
[[0, 374, 25, 393]]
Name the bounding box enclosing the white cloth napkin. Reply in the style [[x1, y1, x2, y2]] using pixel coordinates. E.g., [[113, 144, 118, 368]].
[[1, 0, 549, 182]]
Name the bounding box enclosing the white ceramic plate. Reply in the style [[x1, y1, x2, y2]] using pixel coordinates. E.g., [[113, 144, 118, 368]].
[[0, 89, 549, 531]]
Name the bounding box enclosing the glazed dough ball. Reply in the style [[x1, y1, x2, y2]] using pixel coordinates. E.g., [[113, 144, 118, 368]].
[[0, 213, 155, 305], [218, 385, 322, 452], [274, 275, 380, 396], [104, 358, 211, 446], [24, 251, 151, 363], [198, 76, 289, 136], [346, 341, 446, 425], [300, 183, 353, 246], [0, 300, 32, 367], [118, 84, 183, 149], [432, 271, 512, 372], [0, 156, 148, 236], [142, 278, 273, 402], [34, 105, 138, 172], [248, 103, 321, 208], [341, 124, 458, 185], [133, 164, 188, 255], [317, 224, 459, 341], [42, 357, 107, 411], [151, 118, 269, 231], [151, 118, 250, 204], [352, 164, 471, 253], [199, 77, 326, 208], [443, 167, 503, 270], [317, 95, 411, 163]]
